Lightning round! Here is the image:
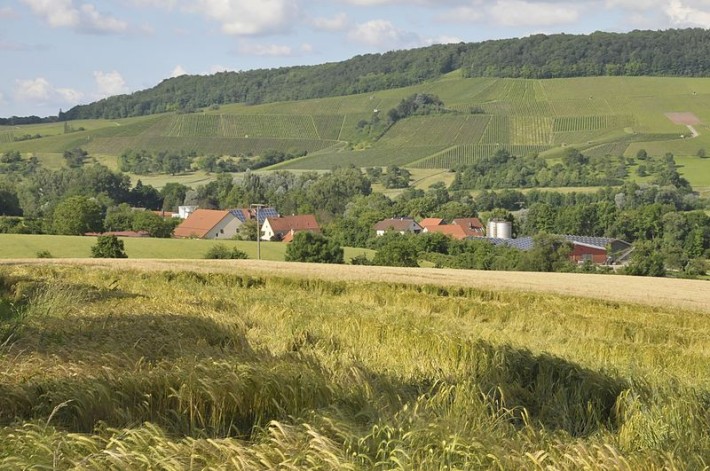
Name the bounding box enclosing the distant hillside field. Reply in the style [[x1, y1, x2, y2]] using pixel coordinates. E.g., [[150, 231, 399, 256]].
[[2, 75, 710, 191]]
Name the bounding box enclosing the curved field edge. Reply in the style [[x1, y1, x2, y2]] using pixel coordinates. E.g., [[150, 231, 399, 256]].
[[0, 263, 708, 469], [1, 258, 708, 314]]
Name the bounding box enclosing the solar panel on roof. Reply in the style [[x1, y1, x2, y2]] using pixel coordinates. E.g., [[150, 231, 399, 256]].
[[256, 207, 279, 223], [230, 209, 247, 222]]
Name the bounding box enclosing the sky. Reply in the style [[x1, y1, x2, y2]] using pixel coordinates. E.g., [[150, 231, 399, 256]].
[[2, 0, 710, 118]]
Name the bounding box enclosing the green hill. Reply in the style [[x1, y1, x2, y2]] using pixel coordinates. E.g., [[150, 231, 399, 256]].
[[51, 28, 710, 121], [4, 75, 710, 189]]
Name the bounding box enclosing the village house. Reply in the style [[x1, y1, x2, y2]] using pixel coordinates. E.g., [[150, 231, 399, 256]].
[[419, 217, 485, 240], [421, 224, 470, 240], [373, 217, 422, 236], [452, 218, 486, 237], [174, 207, 279, 239], [261, 214, 320, 241], [173, 209, 241, 239], [418, 218, 445, 228]]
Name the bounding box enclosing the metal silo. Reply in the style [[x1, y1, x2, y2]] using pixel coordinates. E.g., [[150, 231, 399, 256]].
[[487, 219, 512, 239]]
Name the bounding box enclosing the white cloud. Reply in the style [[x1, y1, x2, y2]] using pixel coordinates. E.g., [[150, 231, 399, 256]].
[[665, 0, 710, 26], [348, 19, 420, 48], [14, 77, 84, 106], [311, 12, 349, 31], [422, 35, 463, 46], [489, 0, 580, 27], [78, 4, 128, 33], [21, 0, 128, 34], [237, 42, 294, 56], [192, 0, 299, 35], [171, 65, 188, 77], [93, 70, 128, 98], [22, 0, 80, 27]]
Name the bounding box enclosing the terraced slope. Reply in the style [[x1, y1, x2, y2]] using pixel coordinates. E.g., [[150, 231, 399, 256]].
[[3, 76, 710, 175]]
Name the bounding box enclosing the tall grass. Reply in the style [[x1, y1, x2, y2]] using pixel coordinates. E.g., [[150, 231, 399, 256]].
[[0, 265, 707, 469]]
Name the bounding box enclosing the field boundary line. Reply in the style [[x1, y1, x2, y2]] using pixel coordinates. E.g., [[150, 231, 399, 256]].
[[4, 259, 709, 313]]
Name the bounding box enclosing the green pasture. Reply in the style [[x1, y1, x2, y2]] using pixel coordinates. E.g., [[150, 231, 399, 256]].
[[0, 234, 373, 262]]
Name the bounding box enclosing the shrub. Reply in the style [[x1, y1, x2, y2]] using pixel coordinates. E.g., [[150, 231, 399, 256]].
[[350, 253, 372, 265], [285, 232, 344, 264], [35, 250, 53, 259], [204, 244, 249, 260], [372, 235, 419, 267], [91, 235, 127, 258]]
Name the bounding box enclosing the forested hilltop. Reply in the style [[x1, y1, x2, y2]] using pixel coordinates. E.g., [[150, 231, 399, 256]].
[[61, 28, 710, 120]]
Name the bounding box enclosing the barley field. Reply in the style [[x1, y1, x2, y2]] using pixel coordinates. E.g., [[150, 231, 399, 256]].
[[0, 260, 708, 469]]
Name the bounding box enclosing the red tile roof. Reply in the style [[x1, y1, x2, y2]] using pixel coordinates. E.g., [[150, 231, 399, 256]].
[[452, 218, 485, 237], [422, 225, 470, 240], [174, 209, 231, 239], [266, 215, 320, 234], [419, 217, 445, 228]]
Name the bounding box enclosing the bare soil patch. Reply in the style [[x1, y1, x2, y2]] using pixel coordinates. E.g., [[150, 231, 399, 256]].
[[2, 259, 709, 314], [665, 112, 701, 125]]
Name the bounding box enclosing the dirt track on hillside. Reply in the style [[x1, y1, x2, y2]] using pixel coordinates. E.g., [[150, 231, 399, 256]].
[[2, 259, 709, 313]]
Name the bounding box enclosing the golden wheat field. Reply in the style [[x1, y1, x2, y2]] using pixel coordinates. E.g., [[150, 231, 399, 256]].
[[0, 261, 708, 469]]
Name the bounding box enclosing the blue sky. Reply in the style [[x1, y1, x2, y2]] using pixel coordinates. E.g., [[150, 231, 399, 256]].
[[2, 0, 710, 117]]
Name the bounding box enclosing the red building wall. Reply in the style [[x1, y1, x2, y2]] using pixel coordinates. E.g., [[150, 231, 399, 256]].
[[569, 244, 607, 264]]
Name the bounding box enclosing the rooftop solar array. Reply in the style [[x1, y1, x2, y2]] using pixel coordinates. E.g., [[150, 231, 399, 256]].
[[486, 237, 535, 251], [256, 207, 279, 223], [230, 209, 248, 222], [229, 207, 279, 224], [560, 235, 614, 248]]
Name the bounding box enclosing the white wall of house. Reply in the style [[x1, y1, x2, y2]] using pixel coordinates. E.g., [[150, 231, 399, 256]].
[[261, 220, 275, 240], [376, 221, 422, 236], [206, 216, 242, 239], [178, 206, 198, 219]]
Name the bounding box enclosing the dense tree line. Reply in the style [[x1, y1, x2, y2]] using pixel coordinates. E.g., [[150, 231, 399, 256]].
[[118, 149, 306, 175], [450, 148, 691, 191], [54, 29, 710, 121]]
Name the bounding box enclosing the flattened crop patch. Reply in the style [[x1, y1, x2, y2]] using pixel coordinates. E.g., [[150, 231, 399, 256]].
[[665, 112, 701, 125]]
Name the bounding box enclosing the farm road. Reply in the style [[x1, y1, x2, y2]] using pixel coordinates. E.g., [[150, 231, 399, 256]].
[[3, 259, 709, 314]]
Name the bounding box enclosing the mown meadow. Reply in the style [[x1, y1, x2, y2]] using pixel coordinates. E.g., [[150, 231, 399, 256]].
[[0, 234, 374, 262], [0, 262, 707, 469]]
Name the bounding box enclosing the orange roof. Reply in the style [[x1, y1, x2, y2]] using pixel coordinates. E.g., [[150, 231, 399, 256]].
[[422, 225, 470, 240], [174, 209, 231, 239], [452, 218, 485, 237], [419, 217, 445, 228], [265, 215, 320, 234]]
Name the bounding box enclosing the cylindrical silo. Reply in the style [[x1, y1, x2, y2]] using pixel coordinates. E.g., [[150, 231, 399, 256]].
[[496, 220, 512, 239], [487, 219, 512, 239]]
